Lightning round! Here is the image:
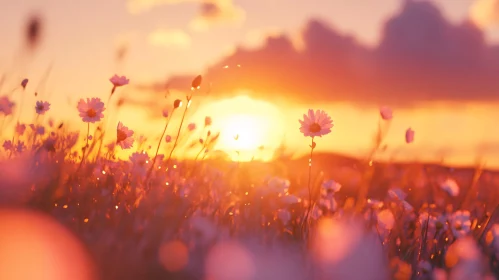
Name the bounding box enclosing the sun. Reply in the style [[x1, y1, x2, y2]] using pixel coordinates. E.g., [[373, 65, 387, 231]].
[[219, 114, 267, 151], [190, 94, 285, 161]]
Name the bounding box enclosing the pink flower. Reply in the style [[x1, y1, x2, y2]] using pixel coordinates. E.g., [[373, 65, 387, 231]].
[[36, 126, 45, 135], [15, 141, 26, 153], [380, 106, 393, 120], [405, 128, 415, 143], [162, 109, 169, 118], [77, 98, 105, 123], [16, 123, 26, 136], [35, 101, 50, 115], [0, 96, 15, 116], [2, 140, 13, 151], [205, 116, 212, 126], [165, 135, 172, 143], [299, 109, 333, 137], [188, 123, 196, 131], [21, 78, 28, 89], [110, 75, 129, 87], [116, 121, 134, 149]]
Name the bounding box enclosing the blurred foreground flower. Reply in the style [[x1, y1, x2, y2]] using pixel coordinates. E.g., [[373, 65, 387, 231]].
[[299, 109, 333, 137], [311, 217, 388, 279], [77, 98, 105, 123], [0, 209, 96, 280], [445, 237, 483, 280]]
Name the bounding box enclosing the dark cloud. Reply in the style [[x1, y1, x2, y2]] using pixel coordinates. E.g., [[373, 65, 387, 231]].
[[148, 1, 499, 105], [199, 2, 223, 19]]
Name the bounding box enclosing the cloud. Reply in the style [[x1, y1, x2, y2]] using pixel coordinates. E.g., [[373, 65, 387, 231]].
[[126, 0, 191, 14], [126, 0, 245, 30], [148, 29, 191, 49], [189, 0, 245, 31], [157, 1, 499, 105], [470, 0, 499, 28]]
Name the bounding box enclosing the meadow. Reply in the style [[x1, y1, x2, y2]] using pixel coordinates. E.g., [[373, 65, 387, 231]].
[[1, 74, 499, 280]]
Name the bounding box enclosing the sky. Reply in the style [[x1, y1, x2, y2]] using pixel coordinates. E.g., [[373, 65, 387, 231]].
[[2, 0, 499, 167]]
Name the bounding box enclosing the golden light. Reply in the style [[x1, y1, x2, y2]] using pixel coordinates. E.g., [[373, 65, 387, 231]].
[[192, 95, 285, 161]]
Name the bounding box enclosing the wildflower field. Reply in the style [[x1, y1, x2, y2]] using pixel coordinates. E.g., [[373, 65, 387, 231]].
[[1, 73, 499, 280]]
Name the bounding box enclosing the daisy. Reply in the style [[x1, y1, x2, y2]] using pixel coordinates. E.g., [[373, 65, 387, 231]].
[[35, 101, 50, 115], [380, 106, 393, 120], [77, 98, 105, 123], [116, 122, 134, 149], [299, 109, 333, 137]]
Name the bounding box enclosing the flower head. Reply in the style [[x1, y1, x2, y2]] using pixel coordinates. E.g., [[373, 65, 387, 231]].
[[406, 128, 415, 143], [116, 122, 134, 149], [35, 101, 50, 115], [188, 123, 196, 131], [0, 96, 15, 116], [165, 135, 172, 143], [299, 109, 333, 137], [15, 123, 26, 136], [380, 106, 393, 120], [205, 116, 212, 126], [36, 126, 45, 135], [77, 98, 105, 123], [173, 99, 182, 109], [450, 210, 472, 238], [21, 78, 29, 89], [162, 109, 169, 118], [109, 75, 129, 87], [15, 141, 26, 153], [440, 178, 460, 197], [2, 140, 13, 151]]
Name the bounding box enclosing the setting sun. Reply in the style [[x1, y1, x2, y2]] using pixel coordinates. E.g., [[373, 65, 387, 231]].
[[191, 94, 285, 161]]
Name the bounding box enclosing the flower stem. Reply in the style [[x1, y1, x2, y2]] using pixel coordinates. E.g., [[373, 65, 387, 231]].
[[301, 137, 315, 235], [94, 94, 113, 162], [165, 97, 190, 170], [144, 111, 174, 182], [77, 123, 90, 172]]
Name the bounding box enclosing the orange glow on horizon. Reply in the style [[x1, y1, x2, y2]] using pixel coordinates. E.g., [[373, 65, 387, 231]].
[[191, 94, 285, 162]]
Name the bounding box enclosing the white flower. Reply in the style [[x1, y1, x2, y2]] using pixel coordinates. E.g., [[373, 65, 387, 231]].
[[440, 178, 460, 197], [377, 209, 395, 231], [450, 210, 472, 238], [299, 109, 333, 137]]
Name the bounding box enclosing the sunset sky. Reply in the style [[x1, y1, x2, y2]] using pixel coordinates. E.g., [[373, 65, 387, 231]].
[[2, 0, 499, 167]]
